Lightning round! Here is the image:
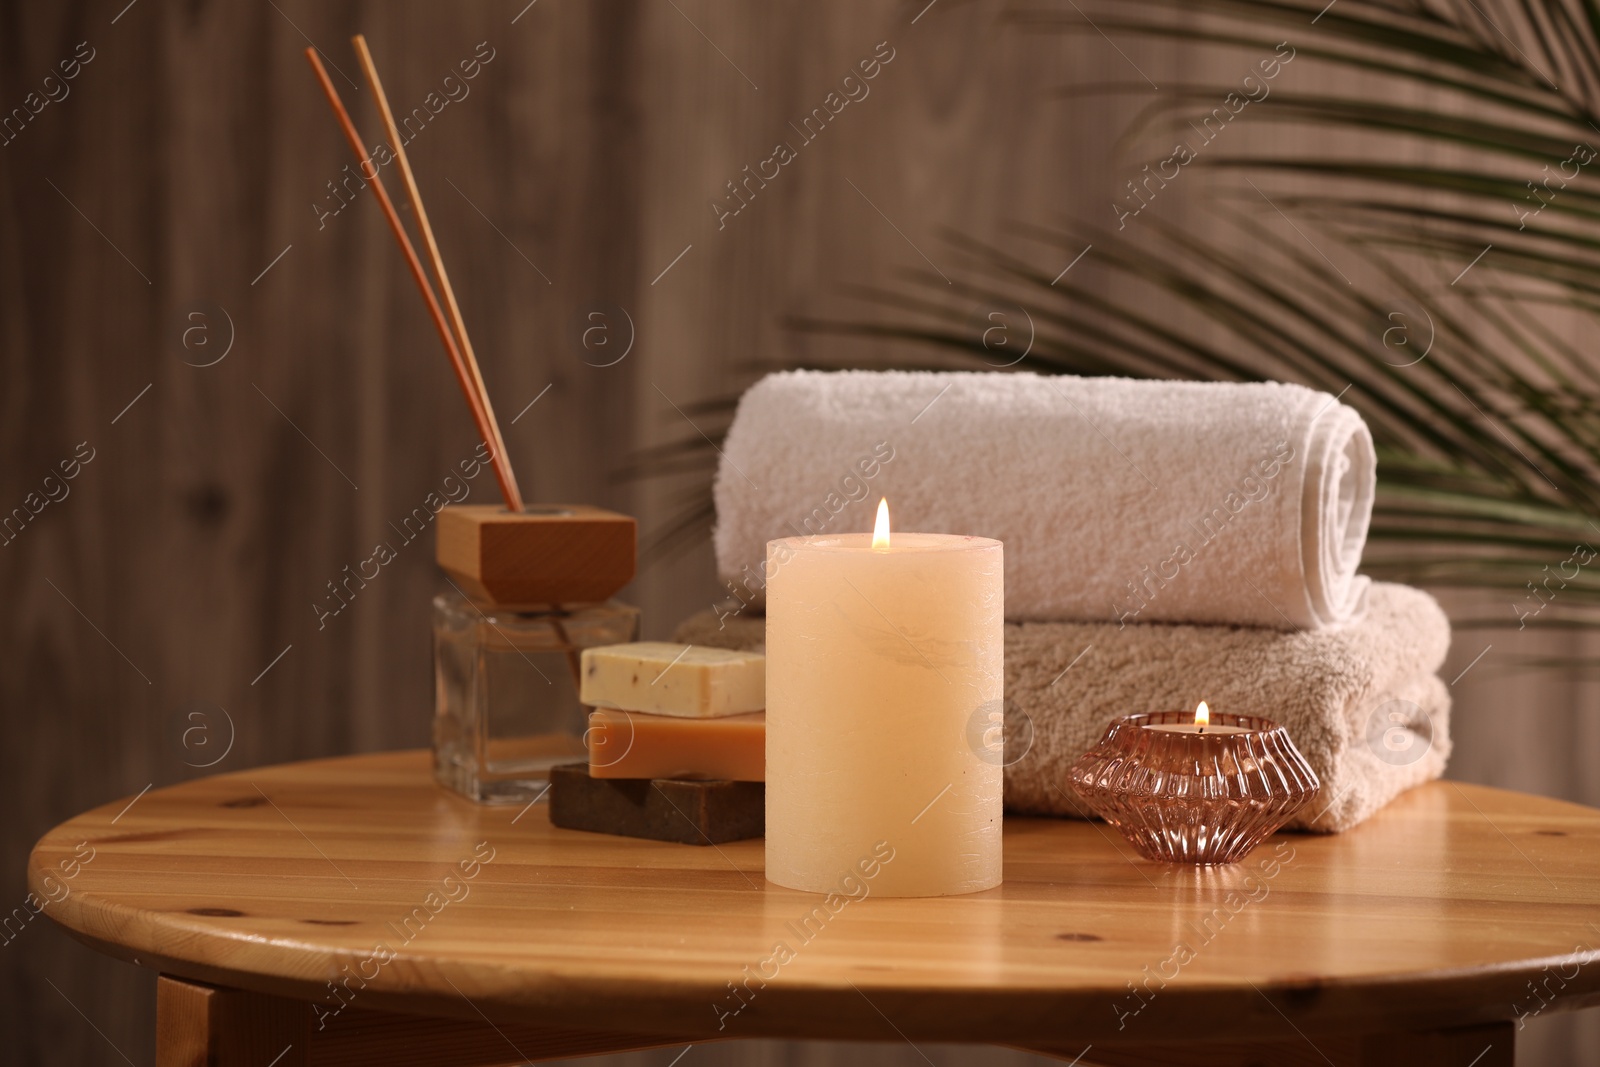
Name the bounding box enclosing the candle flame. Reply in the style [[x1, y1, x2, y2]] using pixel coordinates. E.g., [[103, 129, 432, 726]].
[[1195, 701, 1210, 728], [872, 497, 891, 549]]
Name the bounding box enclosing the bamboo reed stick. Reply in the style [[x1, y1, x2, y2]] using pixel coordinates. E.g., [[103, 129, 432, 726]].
[[303, 47, 525, 512], [349, 35, 521, 512]]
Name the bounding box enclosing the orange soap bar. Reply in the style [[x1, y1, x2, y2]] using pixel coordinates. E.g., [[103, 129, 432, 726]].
[[587, 709, 765, 782]]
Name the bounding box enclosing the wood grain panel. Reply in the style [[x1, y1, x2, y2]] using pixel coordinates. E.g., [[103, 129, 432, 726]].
[[2, 2, 1595, 1065]]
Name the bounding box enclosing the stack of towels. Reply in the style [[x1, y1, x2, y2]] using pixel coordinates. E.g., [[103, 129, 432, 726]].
[[675, 370, 1452, 832]]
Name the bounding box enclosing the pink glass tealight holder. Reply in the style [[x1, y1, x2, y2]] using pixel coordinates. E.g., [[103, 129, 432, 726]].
[[1068, 710, 1320, 865]]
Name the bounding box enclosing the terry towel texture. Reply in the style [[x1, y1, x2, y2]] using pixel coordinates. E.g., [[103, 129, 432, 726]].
[[714, 370, 1376, 629], [674, 583, 1451, 833]]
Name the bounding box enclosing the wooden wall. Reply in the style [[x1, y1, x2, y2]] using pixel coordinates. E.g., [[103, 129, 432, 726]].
[[0, 1, 1592, 1063]]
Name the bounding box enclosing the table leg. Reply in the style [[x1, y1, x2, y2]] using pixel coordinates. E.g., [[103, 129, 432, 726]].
[[156, 973, 694, 1067], [157, 976, 309, 1067]]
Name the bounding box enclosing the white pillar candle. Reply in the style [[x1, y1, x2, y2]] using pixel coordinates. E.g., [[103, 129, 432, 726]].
[[765, 501, 1003, 897]]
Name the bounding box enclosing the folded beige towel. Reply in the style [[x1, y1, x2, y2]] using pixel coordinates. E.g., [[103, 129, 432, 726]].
[[675, 582, 1450, 832]]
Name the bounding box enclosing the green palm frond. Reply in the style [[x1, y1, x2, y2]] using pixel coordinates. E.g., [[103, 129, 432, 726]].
[[629, 0, 1600, 633]]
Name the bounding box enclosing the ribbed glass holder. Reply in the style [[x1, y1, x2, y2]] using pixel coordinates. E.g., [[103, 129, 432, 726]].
[[1068, 711, 1320, 865]]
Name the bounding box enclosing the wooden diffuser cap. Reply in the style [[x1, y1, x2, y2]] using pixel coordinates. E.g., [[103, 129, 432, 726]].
[[437, 504, 636, 608]]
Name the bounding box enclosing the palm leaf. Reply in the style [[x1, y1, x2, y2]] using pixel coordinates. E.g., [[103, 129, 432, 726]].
[[629, 0, 1600, 635]]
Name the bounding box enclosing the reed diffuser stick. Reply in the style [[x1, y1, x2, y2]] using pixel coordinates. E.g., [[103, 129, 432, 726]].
[[349, 35, 520, 511], [303, 48, 525, 513]]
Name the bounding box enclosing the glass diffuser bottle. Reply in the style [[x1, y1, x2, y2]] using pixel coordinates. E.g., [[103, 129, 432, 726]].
[[432, 504, 638, 804]]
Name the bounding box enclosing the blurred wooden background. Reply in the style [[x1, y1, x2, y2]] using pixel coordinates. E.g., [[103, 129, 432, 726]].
[[1, 1, 1594, 1064]]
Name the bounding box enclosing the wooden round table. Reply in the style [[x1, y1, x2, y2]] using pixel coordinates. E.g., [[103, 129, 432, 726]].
[[28, 751, 1600, 1067]]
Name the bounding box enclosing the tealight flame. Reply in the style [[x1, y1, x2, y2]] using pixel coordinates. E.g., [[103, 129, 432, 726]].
[[1195, 701, 1210, 729], [872, 497, 891, 550]]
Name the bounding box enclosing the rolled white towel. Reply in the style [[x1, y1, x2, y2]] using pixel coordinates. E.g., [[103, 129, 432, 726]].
[[713, 370, 1374, 629]]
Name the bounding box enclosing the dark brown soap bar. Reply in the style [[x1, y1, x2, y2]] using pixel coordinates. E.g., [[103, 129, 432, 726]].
[[547, 763, 764, 845]]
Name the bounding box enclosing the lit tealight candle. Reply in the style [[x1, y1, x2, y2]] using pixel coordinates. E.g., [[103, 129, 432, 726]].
[[766, 498, 1004, 898], [1145, 701, 1254, 736]]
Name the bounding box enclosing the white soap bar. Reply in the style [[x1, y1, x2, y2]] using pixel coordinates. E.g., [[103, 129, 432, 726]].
[[580, 642, 765, 718]]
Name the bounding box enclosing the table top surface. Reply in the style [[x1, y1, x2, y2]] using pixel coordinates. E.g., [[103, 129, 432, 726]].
[[28, 750, 1600, 1045]]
